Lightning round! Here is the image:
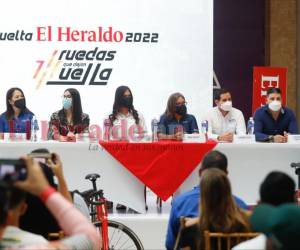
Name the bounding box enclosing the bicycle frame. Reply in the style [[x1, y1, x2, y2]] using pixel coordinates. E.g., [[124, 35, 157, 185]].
[[85, 174, 144, 250], [96, 197, 109, 250]]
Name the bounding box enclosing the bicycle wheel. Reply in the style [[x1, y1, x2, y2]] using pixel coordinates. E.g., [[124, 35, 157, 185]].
[[94, 220, 144, 250]]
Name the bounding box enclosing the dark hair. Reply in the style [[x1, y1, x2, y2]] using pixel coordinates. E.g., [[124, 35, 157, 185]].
[[0, 186, 26, 226], [109, 86, 139, 125], [214, 88, 231, 101], [19, 161, 58, 238], [199, 169, 250, 249], [200, 150, 228, 174], [5, 87, 30, 120], [63, 88, 83, 125], [30, 148, 55, 186], [164, 92, 185, 119], [267, 87, 281, 96], [260, 171, 295, 206], [0, 185, 9, 226], [8, 187, 26, 209]]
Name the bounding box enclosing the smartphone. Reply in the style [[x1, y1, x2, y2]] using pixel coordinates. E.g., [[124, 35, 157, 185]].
[[0, 159, 27, 182], [28, 152, 52, 164]]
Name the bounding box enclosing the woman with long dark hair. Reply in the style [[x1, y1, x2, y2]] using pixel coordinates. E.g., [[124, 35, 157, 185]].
[[108, 86, 147, 140], [177, 168, 251, 250], [158, 92, 198, 141], [48, 88, 89, 141], [0, 87, 36, 140]]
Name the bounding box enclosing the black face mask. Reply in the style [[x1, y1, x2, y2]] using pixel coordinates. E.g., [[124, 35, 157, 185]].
[[120, 96, 133, 108], [14, 98, 26, 111], [175, 104, 187, 116]]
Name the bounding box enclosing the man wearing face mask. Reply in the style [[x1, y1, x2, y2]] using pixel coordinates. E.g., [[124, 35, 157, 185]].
[[253, 87, 298, 143], [204, 89, 246, 142]]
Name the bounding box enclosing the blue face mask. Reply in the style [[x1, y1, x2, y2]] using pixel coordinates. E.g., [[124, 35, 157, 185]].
[[62, 97, 72, 109]]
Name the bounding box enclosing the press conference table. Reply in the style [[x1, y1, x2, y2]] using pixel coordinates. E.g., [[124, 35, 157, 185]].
[[0, 140, 299, 213]]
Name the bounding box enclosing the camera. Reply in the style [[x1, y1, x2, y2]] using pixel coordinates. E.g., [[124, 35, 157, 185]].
[[27, 152, 52, 164], [0, 159, 27, 182]]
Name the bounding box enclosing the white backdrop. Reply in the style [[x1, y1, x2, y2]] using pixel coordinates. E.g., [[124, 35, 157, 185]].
[[0, 0, 213, 131]]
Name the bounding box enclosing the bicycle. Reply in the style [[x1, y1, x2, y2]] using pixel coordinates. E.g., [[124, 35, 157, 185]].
[[83, 173, 144, 250]]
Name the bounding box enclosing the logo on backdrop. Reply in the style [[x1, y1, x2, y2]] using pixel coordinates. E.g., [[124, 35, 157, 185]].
[[13, 26, 160, 88], [0, 26, 159, 43], [33, 48, 116, 88], [252, 66, 287, 113]]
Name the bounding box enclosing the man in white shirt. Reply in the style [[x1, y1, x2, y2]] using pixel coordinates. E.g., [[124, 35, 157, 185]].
[[204, 89, 246, 142], [0, 186, 47, 248]]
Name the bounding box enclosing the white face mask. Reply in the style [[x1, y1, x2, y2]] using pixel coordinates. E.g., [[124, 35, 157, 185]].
[[220, 101, 232, 112], [268, 100, 281, 112]]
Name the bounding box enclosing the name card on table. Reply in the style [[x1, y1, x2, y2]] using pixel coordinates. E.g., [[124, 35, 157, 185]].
[[288, 135, 300, 144], [3, 133, 27, 142], [233, 135, 255, 144], [183, 133, 206, 143]]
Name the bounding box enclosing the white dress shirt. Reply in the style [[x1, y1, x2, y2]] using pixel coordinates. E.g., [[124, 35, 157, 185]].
[[109, 111, 147, 140], [204, 106, 246, 139]]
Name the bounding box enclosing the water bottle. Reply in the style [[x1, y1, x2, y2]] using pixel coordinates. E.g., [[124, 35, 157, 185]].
[[103, 118, 111, 141], [201, 120, 208, 133], [201, 120, 208, 141], [151, 118, 158, 142], [30, 116, 38, 142], [247, 117, 254, 135]]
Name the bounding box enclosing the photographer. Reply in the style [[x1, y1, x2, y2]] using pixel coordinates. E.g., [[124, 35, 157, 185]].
[[0, 186, 47, 247], [20, 150, 72, 238], [0, 157, 101, 249]]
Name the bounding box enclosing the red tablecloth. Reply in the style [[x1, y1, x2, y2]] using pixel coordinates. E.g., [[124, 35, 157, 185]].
[[99, 141, 218, 200]]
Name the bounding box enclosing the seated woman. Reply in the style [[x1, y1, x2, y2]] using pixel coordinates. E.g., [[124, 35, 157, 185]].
[[0, 87, 37, 140], [108, 86, 147, 141], [177, 168, 251, 250], [158, 92, 199, 141], [48, 88, 89, 141]]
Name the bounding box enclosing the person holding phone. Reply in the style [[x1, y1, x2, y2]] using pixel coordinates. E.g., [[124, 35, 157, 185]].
[[0, 87, 37, 140], [0, 156, 101, 249], [47, 88, 90, 142], [20, 149, 72, 238]]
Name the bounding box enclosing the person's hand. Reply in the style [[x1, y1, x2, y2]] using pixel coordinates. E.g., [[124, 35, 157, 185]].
[[67, 132, 76, 142], [174, 132, 183, 141], [15, 157, 50, 196], [274, 134, 287, 143], [59, 135, 68, 142], [67, 131, 75, 138], [218, 132, 233, 142], [47, 153, 64, 178]]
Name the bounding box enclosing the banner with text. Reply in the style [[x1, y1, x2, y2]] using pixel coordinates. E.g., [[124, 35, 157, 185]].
[[0, 0, 213, 131], [252, 67, 287, 113]]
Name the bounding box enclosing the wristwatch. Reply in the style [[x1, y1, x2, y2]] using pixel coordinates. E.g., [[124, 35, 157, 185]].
[[267, 135, 274, 142]]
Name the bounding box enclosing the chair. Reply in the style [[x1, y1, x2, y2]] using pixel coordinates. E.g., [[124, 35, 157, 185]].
[[48, 231, 65, 240], [203, 230, 260, 250]]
